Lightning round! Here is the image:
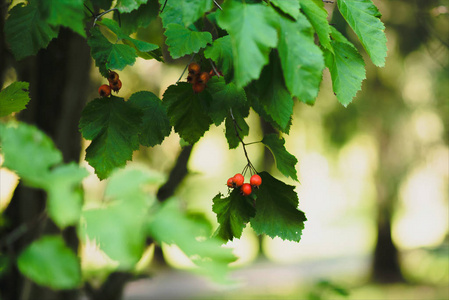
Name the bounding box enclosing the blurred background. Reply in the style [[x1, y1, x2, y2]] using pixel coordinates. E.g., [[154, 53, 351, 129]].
[[1, 0, 448, 299]]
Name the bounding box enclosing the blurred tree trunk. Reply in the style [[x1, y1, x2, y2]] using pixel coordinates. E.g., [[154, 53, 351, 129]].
[[0, 28, 91, 300]]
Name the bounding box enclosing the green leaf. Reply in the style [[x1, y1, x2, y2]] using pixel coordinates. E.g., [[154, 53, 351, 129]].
[[5, 2, 59, 60], [324, 27, 366, 106], [0, 82, 30, 117], [41, 0, 85, 37], [79, 96, 143, 180], [88, 26, 137, 76], [248, 52, 293, 132], [158, 0, 213, 27], [148, 199, 236, 280], [117, 0, 159, 34], [251, 172, 306, 242], [225, 110, 249, 149], [162, 83, 213, 145], [337, 0, 387, 67], [212, 190, 256, 241], [45, 163, 89, 228], [128, 91, 171, 147], [300, 0, 332, 51], [206, 77, 247, 126], [0, 122, 62, 187], [278, 13, 324, 104], [164, 24, 212, 59], [262, 134, 298, 181], [99, 18, 159, 53], [270, 0, 300, 19], [116, 0, 147, 13], [204, 36, 234, 83], [217, 1, 278, 87], [17, 236, 81, 289]]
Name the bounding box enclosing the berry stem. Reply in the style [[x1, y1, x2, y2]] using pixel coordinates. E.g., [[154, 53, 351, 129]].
[[229, 108, 257, 174], [177, 54, 196, 83], [209, 59, 221, 77]]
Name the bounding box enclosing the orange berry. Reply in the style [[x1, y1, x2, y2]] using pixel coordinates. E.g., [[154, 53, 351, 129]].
[[110, 79, 122, 92], [187, 74, 197, 84], [192, 82, 205, 93], [98, 84, 111, 97], [227, 178, 235, 188], [241, 183, 252, 196], [250, 174, 262, 188], [197, 72, 210, 84], [188, 62, 201, 75]]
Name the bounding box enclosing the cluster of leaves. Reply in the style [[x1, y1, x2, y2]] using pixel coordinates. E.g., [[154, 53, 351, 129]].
[[1, 0, 387, 289], [0, 84, 236, 288]]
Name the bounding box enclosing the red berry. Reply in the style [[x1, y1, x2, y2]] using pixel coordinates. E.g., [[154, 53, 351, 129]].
[[110, 79, 122, 92], [197, 72, 210, 84], [250, 174, 262, 187], [241, 183, 252, 196], [233, 173, 244, 187], [98, 84, 111, 97], [227, 177, 235, 188]]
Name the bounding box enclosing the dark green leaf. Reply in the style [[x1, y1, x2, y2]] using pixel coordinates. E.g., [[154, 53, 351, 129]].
[[116, 0, 147, 13], [270, 0, 300, 19], [204, 36, 234, 83], [300, 0, 332, 51], [217, 1, 278, 87], [164, 24, 212, 59], [158, 0, 213, 27], [206, 77, 247, 126], [162, 83, 213, 144], [251, 172, 306, 242], [225, 110, 249, 149], [278, 13, 324, 104], [5, 2, 59, 60], [324, 27, 366, 106], [17, 236, 81, 289], [248, 52, 294, 132], [337, 0, 387, 67], [116, 0, 159, 34], [212, 190, 256, 241], [42, 0, 85, 37], [262, 134, 298, 181], [0, 82, 30, 117], [128, 91, 171, 147], [79, 96, 142, 180], [88, 26, 137, 76]]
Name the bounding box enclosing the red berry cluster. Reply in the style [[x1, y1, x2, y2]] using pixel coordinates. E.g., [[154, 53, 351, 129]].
[[187, 62, 213, 93], [98, 71, 122, 97], [227, 173, 262, 196]]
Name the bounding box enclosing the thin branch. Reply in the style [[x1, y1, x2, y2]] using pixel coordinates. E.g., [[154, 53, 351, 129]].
[[229, 108, 257, 173], [213, 0, 223, 11], [160, 0, 169, 13], [93, 8, 120, 27], [209, 59, 221, 77], [177, 55, 196, 83], [84, 4, 95, 17]]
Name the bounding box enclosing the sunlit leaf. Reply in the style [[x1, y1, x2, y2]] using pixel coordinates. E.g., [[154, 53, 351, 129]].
[[0, 82, 30, 117], [17, 236, 81, 290], [262, 134, 298, 181], [270, 0, 300, 19], [300, 0, 332, 51], [164, 24, 212, 59]]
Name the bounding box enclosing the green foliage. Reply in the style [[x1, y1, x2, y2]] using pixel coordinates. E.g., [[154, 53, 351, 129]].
[[39, 0, 86, 37], [324, 27, 366, 107], [337, 0, 387, 67], [158, 0, 213, 27], [217, 1, 278, 88], [148, 199, 236, 281], [251, 172, 306, 242], [212, 189, 256, 241], [128, 91, 171, 147], [163, 83, 213, 145], [0, 82, 30, 117], [270, 0, 300, 20], [164, 24, 212, 59], [5, 2, 59, 60], [204, 36, 234, 83], [79, 96, 142, 180], [17, 236, 81, 289], [262, 134, 298, 181], [300, 0, 332, 52], [277, 12, 324, 104]]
